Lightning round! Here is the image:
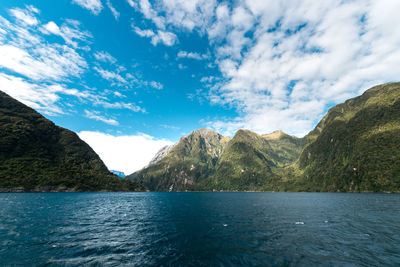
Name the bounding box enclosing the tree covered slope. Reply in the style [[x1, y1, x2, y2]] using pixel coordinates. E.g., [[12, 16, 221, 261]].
[[0, 90, 141, 191], [296, 82, 400, 192], [131, 82, 400, 192]]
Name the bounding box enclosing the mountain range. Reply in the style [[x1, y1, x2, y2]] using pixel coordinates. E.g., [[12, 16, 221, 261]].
[[128, 82, 400, 192], [1, 82, 399, 192]]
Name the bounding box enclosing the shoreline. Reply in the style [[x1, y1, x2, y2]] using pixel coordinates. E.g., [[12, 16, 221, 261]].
[[1, 188, 399, 193]]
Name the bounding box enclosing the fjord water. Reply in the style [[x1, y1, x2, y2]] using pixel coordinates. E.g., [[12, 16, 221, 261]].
[[1, 193, 400, 266]]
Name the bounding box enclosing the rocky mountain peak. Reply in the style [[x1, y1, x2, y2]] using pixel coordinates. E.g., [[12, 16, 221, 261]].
[[262, 130, 286, 140]]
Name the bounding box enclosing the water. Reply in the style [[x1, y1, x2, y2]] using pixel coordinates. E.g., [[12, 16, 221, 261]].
[[1, 192, 400, 266]]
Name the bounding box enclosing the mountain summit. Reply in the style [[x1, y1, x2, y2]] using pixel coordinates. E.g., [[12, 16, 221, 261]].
[[127, 128, 229, 191]]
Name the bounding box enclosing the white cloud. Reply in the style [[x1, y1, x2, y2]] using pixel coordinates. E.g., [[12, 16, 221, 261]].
[[159, 0, 217, 32], [95, 100, 146, 113], [165, 0, 400, 137], [78, 131, 174, 174], [177, 50, 209, 60], [151, 30, 177, 46], [138, 0, 165, 29], [0, 44, 87, 81], [150, 81, 163, 90], [9, 7, 39, 26], [106, 0, 120, 20], [0, 73, 100, 116], [126, 0, 137, 8], [40, 20, 92, 48], [93, 66, 128, 85], [0, 7, 101, 117], [71, 0, 103, 15], [132, 26, 155, 37], [130, 0, 400, 136], [42, 21, 61, 35], [132, 25, 177, 46], [84, 110, 119, 125], [0, 73, 63, 115], [93, 50, 117, 63]]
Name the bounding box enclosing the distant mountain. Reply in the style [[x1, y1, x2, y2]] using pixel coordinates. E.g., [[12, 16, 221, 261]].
[[261, 130, 306, 167], [110, 170, 126, 178], [0, 90, 142, 192], [294, 82, 400, 192], [130, 128, 304, 191], [130, 82, 400, 192], [203, 129, 280, 191], [127, 128, 229, 191]]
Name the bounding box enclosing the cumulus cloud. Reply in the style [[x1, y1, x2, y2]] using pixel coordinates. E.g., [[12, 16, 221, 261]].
[[206, 0, 400, 136], [78, 131, 174, 174], [131, 0, 400, 136], [71, 0, 103, 15]]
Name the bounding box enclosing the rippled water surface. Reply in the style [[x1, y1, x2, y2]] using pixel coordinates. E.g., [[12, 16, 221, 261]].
[[1, 192, 400, 266]]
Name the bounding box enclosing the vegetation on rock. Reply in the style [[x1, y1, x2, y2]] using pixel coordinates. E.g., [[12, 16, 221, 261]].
[[0, 91, 142, 192], [295, 82, 400, 192], [131, 82, 400, 192]]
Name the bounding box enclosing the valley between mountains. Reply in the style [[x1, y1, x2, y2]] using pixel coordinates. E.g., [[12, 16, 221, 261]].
[[1, 82, 400, 192]]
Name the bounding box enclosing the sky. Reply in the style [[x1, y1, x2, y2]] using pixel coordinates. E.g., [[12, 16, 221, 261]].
[[1, 0, 400, 174]]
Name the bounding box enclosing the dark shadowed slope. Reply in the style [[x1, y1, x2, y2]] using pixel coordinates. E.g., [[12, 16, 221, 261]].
[[0, 90, 142, 191]]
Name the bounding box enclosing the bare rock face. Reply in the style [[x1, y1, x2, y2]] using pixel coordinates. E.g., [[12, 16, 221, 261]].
[[148, 145, 175, 166]]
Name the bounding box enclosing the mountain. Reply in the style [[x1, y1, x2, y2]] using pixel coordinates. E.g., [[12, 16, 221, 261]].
[[295, 82, 400, 192], [130, 82, 400, 192], [127, 128, 229, 191], [203, 129, 280, 191], [110, 170, 126, 178], [262, 130, 306, 167], [0, 90, 142, 192], [130, 128, 304, 191]]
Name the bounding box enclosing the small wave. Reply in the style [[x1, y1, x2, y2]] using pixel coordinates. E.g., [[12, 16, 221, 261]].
[[223, 224, 228, 227], [295, 222, 304, 225]]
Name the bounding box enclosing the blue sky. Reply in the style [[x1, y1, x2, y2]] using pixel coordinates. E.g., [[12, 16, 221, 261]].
[[1, 0, 400, 173]]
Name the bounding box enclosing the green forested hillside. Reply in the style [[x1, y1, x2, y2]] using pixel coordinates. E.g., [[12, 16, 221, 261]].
[[131, 129, 304, 191], [131, 82, 400, 192], [128, 128, 229, 191], [203, 130, 281, 191], [0, 90, 142, 192], [296, 82, 400, 192]]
